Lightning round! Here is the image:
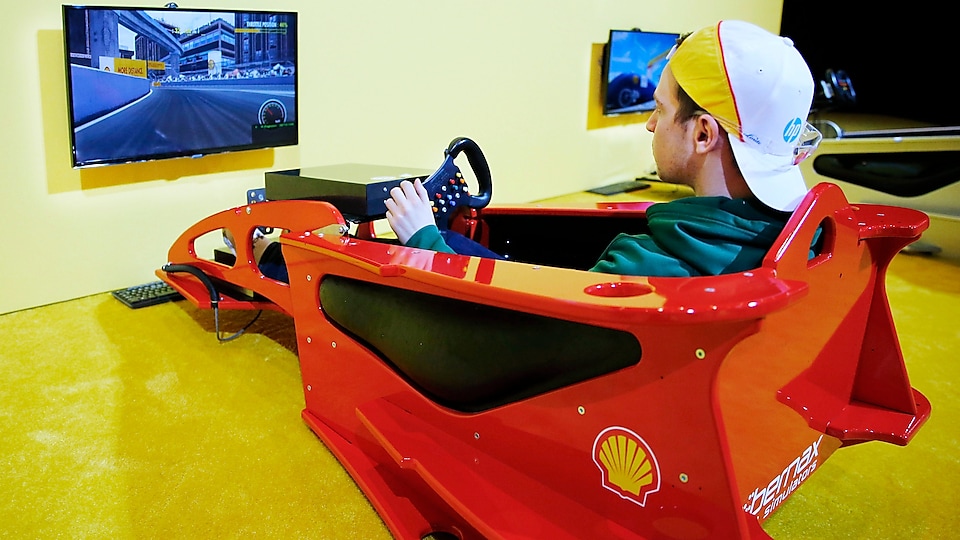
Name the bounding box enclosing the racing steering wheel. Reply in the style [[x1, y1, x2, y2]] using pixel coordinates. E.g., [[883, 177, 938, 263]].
[[420, 137, 492, 231]]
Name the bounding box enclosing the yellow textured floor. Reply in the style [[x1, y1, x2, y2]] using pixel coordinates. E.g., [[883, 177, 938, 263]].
[[1, 185, 957, 538], [0, 298, 390, 539]]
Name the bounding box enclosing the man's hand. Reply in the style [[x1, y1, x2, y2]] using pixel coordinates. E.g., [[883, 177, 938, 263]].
[[385, 179, 436, 244]]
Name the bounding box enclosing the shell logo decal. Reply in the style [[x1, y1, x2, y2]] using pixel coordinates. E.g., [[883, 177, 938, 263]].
[[592, 426, 661, 506]]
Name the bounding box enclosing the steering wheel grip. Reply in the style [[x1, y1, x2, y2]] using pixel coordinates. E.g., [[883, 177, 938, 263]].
[[421, 137, 493, 230]]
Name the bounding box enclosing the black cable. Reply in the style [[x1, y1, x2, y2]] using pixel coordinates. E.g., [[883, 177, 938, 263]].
[[161, 263, 262, 343], [216, 310, 263, 343]]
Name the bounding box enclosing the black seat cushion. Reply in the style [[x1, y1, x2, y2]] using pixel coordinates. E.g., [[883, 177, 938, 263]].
[[320, 276, 641, 412]]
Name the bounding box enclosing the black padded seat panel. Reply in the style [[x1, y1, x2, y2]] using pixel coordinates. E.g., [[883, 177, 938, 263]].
[[320, 276, 641, 412]]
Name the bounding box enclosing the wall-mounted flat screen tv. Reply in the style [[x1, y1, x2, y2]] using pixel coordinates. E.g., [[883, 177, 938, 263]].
[[603, 29, 679, 116], [62, 5, 298, 168]]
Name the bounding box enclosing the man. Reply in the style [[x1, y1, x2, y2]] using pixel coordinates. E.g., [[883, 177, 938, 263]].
[[385, 20, 822, 276]]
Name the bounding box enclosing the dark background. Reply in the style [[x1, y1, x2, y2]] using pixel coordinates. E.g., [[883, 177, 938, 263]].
[[780, 2, 956, 126]]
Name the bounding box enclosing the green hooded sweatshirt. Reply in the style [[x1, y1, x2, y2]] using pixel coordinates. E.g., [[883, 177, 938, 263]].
[[590, 196, 793, 277], [406, 196, 798, 277]]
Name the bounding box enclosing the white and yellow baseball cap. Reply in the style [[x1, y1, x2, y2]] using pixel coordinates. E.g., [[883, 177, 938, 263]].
[[669, 20, 820, 212]]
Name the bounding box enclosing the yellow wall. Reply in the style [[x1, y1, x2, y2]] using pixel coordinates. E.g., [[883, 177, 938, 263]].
[[1, 0, 782, 314]]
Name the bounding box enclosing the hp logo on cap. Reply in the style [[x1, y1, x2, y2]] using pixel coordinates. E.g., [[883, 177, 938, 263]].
[[783, 118, 804, 144]]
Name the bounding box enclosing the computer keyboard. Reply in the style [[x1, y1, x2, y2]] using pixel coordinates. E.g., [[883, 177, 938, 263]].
[[111, 280, 183, 309], [586, 179, 653, 196]]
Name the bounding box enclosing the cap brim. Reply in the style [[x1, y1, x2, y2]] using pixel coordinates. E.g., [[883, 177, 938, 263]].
[[728, 133, 809, 212]]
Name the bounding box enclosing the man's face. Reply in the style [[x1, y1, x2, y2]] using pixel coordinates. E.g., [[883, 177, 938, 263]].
[[645, 66, 695, 186]]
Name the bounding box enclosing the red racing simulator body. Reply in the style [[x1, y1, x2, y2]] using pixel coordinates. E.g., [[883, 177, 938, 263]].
[[157, 138, 930, 540]]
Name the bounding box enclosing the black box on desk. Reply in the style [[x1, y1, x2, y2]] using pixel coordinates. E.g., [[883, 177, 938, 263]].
[[265, 164, 434, 220]]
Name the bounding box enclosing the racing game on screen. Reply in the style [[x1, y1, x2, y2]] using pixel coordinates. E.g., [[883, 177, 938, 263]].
[[604, 30, 678, 115], [63, 6, 298, 167]]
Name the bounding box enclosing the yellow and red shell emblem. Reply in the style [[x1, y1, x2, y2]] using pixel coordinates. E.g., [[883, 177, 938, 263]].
[[592, 426, 661, 506]]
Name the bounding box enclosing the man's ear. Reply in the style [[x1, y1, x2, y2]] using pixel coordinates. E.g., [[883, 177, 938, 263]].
[[691, 113, 724, 154]]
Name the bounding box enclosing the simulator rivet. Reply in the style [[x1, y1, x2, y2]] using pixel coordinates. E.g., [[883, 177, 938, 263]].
[[306, 385, 312, 391], [306, 337, 312, 344], [680, 473, 689, 483], [474, 432, 480, 440], [695, 349, 706, 359], [246, 207, 251, 215], [578, 406, 585, 415], [306, 274, 312, 281], [331, 342, 337, 349]]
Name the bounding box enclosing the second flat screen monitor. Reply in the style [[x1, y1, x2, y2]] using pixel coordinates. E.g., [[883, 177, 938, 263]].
[[603, 29, 679, 116]]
